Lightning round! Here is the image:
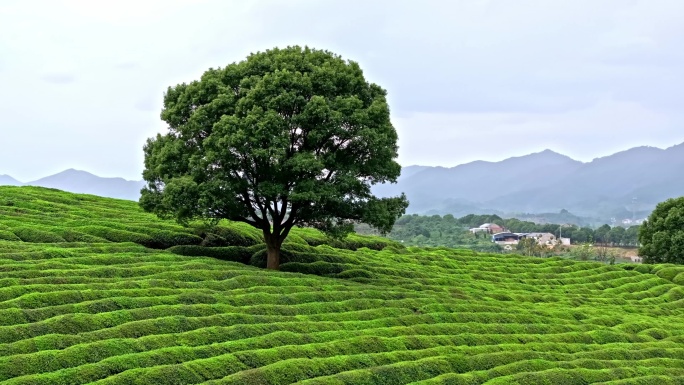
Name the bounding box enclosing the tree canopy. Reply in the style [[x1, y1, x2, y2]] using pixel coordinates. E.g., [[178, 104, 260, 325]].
[[639, 196, 684, 264], [140, 46, 408, 269]]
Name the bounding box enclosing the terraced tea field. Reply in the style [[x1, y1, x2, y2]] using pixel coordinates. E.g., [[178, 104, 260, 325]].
[[1, 186, 684, 384]]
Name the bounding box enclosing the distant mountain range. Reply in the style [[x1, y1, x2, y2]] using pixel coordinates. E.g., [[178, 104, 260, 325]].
[[2, 142, 683, 223], [0, 175, 22, 186], [0, 169, 145, 201], [374, 142, 684, 223]]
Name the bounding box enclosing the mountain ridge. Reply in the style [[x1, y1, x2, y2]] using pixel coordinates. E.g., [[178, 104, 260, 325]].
[[375, 142, 684, 221], [2, 142, 683, 217], [0, 175, 22, 186], [0, 169, 144, 201]]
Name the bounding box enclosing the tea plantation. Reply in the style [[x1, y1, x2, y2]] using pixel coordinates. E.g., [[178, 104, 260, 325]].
[[1, 186, 683, 384]]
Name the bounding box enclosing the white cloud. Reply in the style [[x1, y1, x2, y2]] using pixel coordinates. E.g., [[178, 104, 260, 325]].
[[41, 73, 77, 84]]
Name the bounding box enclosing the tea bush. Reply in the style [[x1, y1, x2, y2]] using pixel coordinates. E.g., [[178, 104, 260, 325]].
[[0, 229, 20, 241], [168, 245, 252, 264], [0, 186, 683, 384], [12, 227, 66, 243]]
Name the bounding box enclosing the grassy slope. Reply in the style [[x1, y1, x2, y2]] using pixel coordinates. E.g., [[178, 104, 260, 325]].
[[0, 186, 683, 384]]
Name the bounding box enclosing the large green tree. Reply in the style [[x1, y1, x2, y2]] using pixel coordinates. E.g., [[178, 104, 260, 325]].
[[140, 46, 408, 269], [639, 197, 684, 264]]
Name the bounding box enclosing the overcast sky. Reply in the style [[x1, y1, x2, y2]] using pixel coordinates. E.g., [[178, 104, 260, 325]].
[[1, 0, 683, 181]]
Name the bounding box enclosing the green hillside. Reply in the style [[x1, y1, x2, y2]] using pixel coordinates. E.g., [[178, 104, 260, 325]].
[[1, 186, 684, 384]]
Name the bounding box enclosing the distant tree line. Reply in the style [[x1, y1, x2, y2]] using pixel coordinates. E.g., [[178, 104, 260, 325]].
[[359, 213, 640, 250]]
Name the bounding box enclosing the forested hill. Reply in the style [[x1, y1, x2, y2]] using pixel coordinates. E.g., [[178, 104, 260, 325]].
[[357, 213, 640, 252], [374, 143, 684, 221]]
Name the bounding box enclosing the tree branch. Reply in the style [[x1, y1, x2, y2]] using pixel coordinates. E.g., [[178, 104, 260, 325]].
[[275, 196, 288, 226], [235, 216, 260, 228], [239, 190, 262, 222]]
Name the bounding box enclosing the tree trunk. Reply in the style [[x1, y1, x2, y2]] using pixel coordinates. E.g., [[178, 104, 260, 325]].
[[266, 243, 280, 270], [264, 232, 281, 270]]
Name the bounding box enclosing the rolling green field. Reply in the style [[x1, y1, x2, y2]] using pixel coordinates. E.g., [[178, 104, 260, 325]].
[[1, 186, 684, 384]]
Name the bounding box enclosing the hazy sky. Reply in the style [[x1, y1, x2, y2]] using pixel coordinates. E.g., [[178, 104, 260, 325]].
[[2, 0, 683, 181]]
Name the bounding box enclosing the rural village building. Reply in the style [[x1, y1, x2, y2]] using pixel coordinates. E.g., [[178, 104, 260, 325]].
[[470, 223, 572, 247], [491, 232, 521, 244], [469, 223, 505, 234], [491, 231, 571, 246]]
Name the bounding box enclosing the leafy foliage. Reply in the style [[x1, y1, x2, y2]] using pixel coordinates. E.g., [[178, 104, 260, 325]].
[[516, 237, 552, 257], [639, 196, 684, 264], [140, 46, 408, 268]]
